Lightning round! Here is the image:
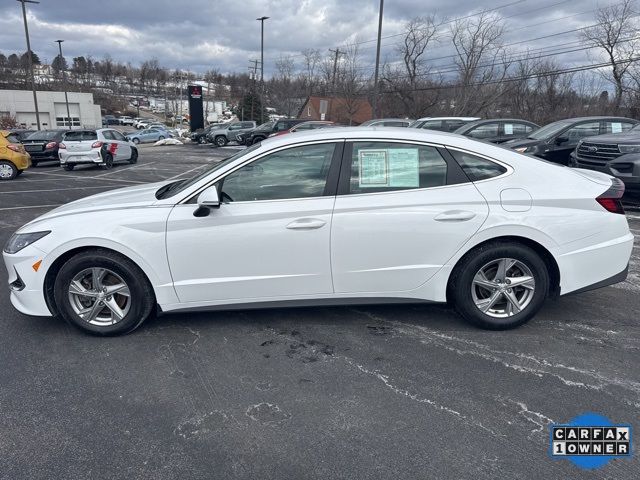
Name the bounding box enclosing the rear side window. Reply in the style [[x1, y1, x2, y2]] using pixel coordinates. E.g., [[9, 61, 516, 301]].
[[64, 131, 97, 141], [6, 134, 20, 143], [420, 120, 443, 130], [450, 150, 507, 181], [467, 123, 499, 139], [347, 142, 447, 194], [603, 121, 635, 134]]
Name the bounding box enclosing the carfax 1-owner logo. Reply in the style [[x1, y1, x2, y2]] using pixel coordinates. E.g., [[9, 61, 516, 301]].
[[549, 413, 632, 470]]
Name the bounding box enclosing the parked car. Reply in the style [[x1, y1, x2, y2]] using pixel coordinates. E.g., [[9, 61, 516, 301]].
[[269, 121, 338, 137], [59, 128, 138, 170], [135, 119, 153, 129], [8, 129, 36, 142], [0, 130, 30, 180], [119, 116, 135, 126], [453, 119, 539, 144], [506, 116, 638, 165], [147, 123, 170, 131], [569, 123, 640, 190], [207, 121, 257, 147], [191, 123, 225, 144], [243, 118, 306, 145], [127, 128, 172, 144], [102, 115, 120, 126], [360, 118, 414, 127], [4, 127, 633, 335], [410, 117, 481, 132], [21, 130, 68, 166]]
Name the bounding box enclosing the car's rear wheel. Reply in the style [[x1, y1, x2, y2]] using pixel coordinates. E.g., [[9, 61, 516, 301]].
[[252, 136, 265, 145], [450, 242, 549, 330], [63, 164, 75, 171], [215, 136, 228, 147], [132, 138, 140, 144], [129, 148, 138, 164], [0, 161, 18, 180], [158, 135, 165, 140], [53, 249, 156, 335], [101, 153, 114, 169]]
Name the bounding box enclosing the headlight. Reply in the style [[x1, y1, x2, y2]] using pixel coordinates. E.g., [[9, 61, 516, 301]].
[[3, 231, 51, 254], [514, 147, 529, 153], [618, 144, 640, 154]]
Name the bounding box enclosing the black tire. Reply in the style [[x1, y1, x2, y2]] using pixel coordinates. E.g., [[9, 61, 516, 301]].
[[129, 148, 138, 164], [31, 160, 39, 167], [53, 249, 156, 335], [158, 135, 165, 140], [0, 161, 18, 180], [132, 137, 140, 144], [215, 135, 228, 147], [63, 164, 75, 171], [198, 136, 207, 144], [449, 242, 549, 330], [251, 136, 265, 145], [101, 153, 114, 169]]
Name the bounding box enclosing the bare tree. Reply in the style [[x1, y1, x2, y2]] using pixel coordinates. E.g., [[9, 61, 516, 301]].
[[334, 44, 365, 124], [582, 0, 639, 112], [300, 48, 322, 95]]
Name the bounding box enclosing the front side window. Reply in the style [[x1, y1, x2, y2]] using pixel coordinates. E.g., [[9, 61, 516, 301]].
[[468, 123, 499, 139], [102, 130, 115, 140], [420, 120, 443, 131], [505, 123, 534, 135], [111, 131, 126, 141], [347, 142, 447, 194], [449, 150, 507, 181], [220, 143, 336, 202], [563, 122, 600, 143]]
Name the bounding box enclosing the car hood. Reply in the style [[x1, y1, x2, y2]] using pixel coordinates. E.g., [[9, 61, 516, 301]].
[[504, 138, 542, 148], [22, 181, 169, 229], [582, 131, 640, 144]]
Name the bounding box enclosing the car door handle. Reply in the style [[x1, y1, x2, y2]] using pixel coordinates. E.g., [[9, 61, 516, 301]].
[[434, 210, 476, 222], [286, 218, 326, 230]]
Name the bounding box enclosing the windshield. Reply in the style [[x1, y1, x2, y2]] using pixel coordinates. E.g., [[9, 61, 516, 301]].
[[408, 120, 424, 128], [527, 121, 571, 140], [257, 120, 275, 130], [156, 144, 262, 199], [26, 130, 62, 141]]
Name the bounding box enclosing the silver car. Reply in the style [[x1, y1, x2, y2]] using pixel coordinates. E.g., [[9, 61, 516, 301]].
[[207, 121, 257, 147], [59, 128, 138, 171]]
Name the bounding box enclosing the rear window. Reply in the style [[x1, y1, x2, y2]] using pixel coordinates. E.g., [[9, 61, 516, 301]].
[[450, 150, 507, 181], [6, 134, 20, 144], [26, 130, 62, 141], [64, 131, 97, 141]]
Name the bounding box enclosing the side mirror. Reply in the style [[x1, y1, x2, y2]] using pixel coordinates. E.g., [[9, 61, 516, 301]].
[[555, 136, 569, 145], [197, 185, 220, 208]]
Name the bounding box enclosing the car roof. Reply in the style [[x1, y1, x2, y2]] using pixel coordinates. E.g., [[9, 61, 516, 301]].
[[456, 118, 539, 130], [415, 116, 480, 121], [548, 116, 638, 123]]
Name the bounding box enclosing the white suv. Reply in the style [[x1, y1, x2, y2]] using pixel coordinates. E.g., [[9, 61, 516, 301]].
[[59, 129, 138, 171]]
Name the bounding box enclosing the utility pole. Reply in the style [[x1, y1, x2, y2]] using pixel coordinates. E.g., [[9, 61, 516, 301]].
[[17, 0, 41, 130], [257, 16, 269, 123], [329, 48, 343, 90], [372, 0, 384, 119], [249, 59, 259, 121], [54, 40, 72, 129]]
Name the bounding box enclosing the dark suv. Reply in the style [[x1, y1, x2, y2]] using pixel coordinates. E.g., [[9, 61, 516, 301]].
[[570, 124, 640, 190], [240, 118, 306, 145], [21, 130, 68, 166]]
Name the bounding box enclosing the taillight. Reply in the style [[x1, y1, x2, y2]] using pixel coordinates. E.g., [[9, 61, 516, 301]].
[[596, 178, 625, 214], [45, 141, 57, 149], [58, 143, 66, 149], [91, 141, 104, 148], [7, 144, 20, 152]]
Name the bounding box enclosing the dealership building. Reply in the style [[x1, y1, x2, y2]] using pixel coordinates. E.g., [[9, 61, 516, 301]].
[[0, 89, 102, 130]]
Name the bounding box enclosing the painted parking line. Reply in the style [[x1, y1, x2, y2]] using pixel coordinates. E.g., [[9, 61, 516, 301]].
[[23, 170, 145, 184], [164, 164, 210, 181], [92, 161, 158, 178]]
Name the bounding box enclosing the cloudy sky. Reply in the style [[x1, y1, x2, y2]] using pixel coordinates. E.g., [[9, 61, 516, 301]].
[[0, 0, 621, 78]]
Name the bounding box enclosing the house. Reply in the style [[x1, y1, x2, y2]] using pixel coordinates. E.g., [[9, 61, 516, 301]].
[[298, 95, 372, 125]]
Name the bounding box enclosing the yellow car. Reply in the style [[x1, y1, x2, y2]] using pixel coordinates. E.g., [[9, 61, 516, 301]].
[[0, 130, 31, 180]]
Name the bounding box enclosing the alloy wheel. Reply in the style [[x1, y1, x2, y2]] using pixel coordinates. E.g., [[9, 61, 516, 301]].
[[471, 258, 536, 318], [0, 163, 16, 179], [68, 267, 131, 326]]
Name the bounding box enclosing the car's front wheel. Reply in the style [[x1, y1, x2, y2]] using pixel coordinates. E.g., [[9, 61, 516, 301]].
[[198, 136, 207, 144], [53, 249, 156, 335], [215, 136, 228, 147], [450, 242, 549, 330]]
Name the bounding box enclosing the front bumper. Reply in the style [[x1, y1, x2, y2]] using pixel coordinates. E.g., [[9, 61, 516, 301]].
[[3, 247, 53, 317], [59, 150, 102, 165], [570, 153, 640, 188]]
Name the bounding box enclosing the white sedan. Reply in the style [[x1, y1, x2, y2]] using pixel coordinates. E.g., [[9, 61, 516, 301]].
[[2, 127, 633, 335]]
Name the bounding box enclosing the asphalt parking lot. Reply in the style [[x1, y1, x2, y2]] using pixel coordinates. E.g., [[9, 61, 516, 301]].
[[1, 145, 639, 479]]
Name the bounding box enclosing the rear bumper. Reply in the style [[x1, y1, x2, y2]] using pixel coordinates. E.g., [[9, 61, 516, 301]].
[[59, 150, 102, 165], [557, 232, 634, 295], [570, 153, 640, 188]]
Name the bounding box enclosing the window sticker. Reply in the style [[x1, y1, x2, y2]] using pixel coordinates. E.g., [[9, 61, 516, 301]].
[[504, 123, 514, 135], [611, 122, 622, 133], [358, 149, 388, 186], [388, 148, 420, 187]]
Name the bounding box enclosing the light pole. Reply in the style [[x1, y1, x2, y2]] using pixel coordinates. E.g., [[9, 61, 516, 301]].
[[257, 16, 269, 122], [55, 40, 72, 129], [17, 0, 41, 130], [372, 0, 384, 119]]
